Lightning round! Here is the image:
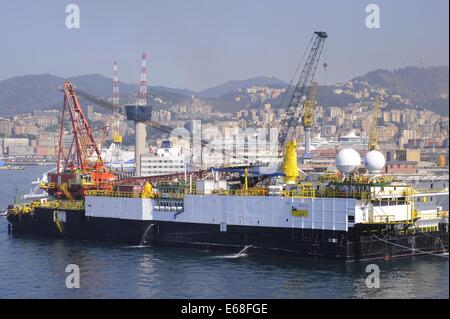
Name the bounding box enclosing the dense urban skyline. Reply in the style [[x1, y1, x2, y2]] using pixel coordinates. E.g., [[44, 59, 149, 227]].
[[0, 0, 448, 90]]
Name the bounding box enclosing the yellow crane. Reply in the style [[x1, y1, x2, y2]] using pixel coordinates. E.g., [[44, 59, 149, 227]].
[[368, 97, 381, 151], [302, 81, 317, 162], [112, 116, 123, 144], [279, 31, 327, 183], [302, 81, 317, 129]]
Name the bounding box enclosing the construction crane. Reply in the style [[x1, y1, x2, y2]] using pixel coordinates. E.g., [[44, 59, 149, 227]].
[[302, 80, 317, 162], [368, 97, 381, 151], [278, 31, 327, 183], [43, 82, 116, 199]]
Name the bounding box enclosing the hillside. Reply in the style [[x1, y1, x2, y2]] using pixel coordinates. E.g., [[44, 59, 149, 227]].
[[353, 66, 449, 115], [0, 74, 186, 116], [198, 76, 287, 99], [152, 86, 195, 97], [0, 66, 448, 117], [0, 74, 64, 116], [0, 74, 289, 116]]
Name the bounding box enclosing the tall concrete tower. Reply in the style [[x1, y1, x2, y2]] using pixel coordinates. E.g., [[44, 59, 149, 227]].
[[126, 52, 151, 177]]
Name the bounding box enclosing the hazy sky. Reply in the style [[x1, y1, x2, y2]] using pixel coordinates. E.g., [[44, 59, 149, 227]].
[[0, 0, 448, 90]]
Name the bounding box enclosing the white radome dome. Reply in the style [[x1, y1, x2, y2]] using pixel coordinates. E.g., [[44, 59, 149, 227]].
[[364, 150, 386, 173], [336, 149, 361, 174]]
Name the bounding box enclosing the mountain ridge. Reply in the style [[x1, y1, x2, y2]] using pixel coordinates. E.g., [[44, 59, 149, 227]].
[[0, 66, 447, 117], [197, 76, 288, 99]]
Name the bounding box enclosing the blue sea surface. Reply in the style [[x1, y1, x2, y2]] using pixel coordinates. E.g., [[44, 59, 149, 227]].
[[0, 166, 448, 299]]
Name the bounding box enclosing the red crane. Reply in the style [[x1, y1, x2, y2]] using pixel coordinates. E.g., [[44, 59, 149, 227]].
[[44, 82, 116, 199], [58, 82, 104, 171]]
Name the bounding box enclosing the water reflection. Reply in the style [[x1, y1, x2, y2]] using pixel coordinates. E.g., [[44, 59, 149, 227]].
[[1, 230, 448, 298], [136, 252, 160, 298]]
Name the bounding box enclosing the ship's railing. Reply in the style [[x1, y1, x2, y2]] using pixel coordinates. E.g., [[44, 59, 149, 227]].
[[155, 181, 188, 188], [86, 189, 186, 200], [320, 174, 397, 184], [377, 189, 411, 198], [416, 225, 439, 232], [319, 189, 374, 200], [370, 215, 397, 224], [158, 192, 186, 199], [7, 199, 85, 215], [216, 185, 316, 198], [413, 188, 449, 195], [84, 185, 443, 202], [318, 188, 416, 200], [216, 188, 268, 196], [87, 190, 143, 198], [415, 210, 439, 220], [35, 200, 84, 210], [7, 205, 32, 215], [414, 210, 449, 220], [282, 187, 316, 198]]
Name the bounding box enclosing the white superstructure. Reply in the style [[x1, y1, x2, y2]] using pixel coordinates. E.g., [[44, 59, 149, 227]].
[[338, 130, 368, 149], [101, 143, 135, 170], [85, 195, 355, 232], [141, 147, 186, 176]]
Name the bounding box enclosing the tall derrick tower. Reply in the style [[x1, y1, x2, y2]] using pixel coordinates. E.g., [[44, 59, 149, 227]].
[[108, 61, 124, 170]]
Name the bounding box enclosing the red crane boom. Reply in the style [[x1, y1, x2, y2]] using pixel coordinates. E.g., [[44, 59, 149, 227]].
[[58, 81, 105, 172], [44, 82, 115, 199]]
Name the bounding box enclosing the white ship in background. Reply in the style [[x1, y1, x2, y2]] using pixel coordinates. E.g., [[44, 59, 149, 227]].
[[338, 130, 368, 149], [98, 141, 187, 175], [141, 141, 187, 177], [22, 169, 54, 200], [307, 130, 368, 151], [100, 143, 135, 171], [308, 133, 338, 150]]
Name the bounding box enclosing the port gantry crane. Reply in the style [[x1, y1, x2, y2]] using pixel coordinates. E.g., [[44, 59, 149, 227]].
[[278, 31, 327, 183]]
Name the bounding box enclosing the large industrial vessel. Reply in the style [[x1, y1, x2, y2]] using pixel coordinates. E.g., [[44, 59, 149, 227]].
[[6, 148, 449, 262], [5, 32, 449, 262]]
